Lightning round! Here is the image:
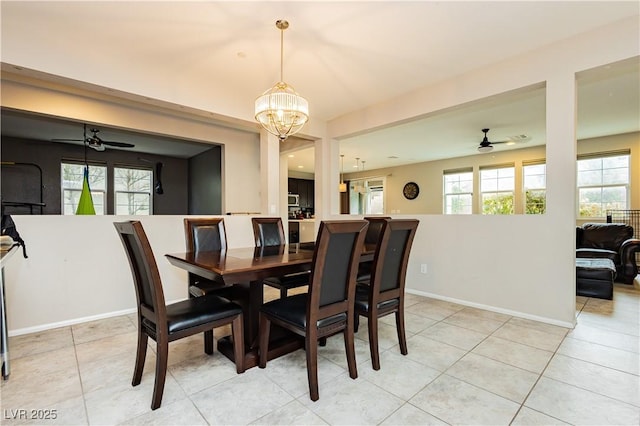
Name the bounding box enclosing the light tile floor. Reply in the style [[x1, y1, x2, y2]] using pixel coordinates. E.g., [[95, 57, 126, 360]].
[[1, 283, 638, 425]]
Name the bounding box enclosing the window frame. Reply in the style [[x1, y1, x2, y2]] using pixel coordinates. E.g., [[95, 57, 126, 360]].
[[113, 165, 154, 215], [577, 151, 630, 218], [523, 160, 546, 215], [443, 168, 473, 215], [480, 164, 515, 215], [60, 162, 107, 215]]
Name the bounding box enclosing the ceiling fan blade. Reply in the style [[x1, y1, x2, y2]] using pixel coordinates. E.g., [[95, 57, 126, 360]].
[[102, 141, 135, 148], [51, 138, 83, 142]]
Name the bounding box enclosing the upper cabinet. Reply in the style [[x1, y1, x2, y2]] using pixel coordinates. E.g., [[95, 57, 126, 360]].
[[288, 178, 314, 208]]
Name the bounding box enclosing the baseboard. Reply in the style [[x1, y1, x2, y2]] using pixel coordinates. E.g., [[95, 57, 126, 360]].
[[406, 289, 576, 329], [8, 297, 184, 337]]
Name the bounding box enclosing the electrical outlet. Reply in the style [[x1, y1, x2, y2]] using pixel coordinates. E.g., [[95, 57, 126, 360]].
[[420, 264, 427, 274]]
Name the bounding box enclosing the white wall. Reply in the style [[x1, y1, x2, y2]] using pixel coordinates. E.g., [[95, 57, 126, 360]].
[[4, 215, 257, 335], [1, 17, 638, 334], [0, 76, 262, 215]]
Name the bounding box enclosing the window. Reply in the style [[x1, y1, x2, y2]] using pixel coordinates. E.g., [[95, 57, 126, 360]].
[[349, 178, 384, 215], [577, 152, 629, 218], [61, 163, 107, 215], [480, 165, 514, 215], [443, 169, 473, 214], [114, 167, 153, 215], [523, 162, 546, 214]]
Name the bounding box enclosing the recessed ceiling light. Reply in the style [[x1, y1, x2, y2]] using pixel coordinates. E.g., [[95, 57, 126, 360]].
[[388, 156, 398, 159], [288, 154, 295, 158], [297, 165, 304, 168]]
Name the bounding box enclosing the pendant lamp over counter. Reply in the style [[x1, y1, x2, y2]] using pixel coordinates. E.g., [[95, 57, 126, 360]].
[[339, 154, 347, 192]]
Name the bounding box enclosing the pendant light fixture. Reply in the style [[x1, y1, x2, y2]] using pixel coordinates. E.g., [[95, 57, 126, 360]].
[[255, 20, 309, 141], [339, 154, 347, 192]]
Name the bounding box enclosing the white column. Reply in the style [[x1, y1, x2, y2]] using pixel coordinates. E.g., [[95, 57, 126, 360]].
[[546, 70, 578, 327], [314, 136, 341, 220], [259, 130, 281, 215]]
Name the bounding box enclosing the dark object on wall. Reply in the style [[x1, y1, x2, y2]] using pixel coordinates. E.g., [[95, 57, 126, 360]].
[[402, 182, 419, 200], [155, 162, 164, 194], [0, 162, 45, 215], [1, 213, 27, 258]]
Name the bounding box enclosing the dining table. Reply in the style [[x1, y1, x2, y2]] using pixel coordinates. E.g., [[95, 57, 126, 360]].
[[166, 242, 374, 369]]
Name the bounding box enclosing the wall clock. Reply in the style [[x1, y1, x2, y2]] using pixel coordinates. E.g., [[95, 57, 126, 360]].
[[403, 182, 419, 200]]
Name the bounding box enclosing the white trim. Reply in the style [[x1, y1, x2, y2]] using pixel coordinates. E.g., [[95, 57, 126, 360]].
[[8, 297, 184, 337], [406, 289, 576, 329]]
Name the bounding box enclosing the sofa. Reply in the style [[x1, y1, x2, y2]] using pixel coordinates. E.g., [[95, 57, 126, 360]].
[[576, 223, 640, 284]]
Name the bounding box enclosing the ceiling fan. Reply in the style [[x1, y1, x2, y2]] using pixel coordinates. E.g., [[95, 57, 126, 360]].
[[52, 127, 135, 151], [477, 128, 529, 153]]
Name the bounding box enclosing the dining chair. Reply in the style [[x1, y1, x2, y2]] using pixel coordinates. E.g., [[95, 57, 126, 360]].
[[354, 218, 419, 370], [252, 217, 310, 298], [114, 220, 245, 410], [258, 220, 369, 401], [356, 216, 392, 283], [184, 217, 228, 298]]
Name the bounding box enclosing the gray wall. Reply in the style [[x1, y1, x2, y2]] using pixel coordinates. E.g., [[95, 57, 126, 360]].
[[188, 146, 222, 214], [1, 136, 190, 215]]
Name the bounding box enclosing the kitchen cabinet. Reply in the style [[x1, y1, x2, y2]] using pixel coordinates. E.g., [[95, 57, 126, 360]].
[[287, 178, 298, 195], [288, 178, 314, 209], [289, 219, 315, 243], [299, 220, 315, 242]]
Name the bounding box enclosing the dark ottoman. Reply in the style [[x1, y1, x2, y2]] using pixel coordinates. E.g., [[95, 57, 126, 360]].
[[576, 258, 616, 300]]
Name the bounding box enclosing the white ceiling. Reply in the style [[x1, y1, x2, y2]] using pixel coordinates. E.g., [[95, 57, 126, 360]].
[[1, 1, 639, 169]]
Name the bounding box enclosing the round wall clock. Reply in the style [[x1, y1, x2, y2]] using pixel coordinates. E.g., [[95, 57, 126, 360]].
[[403, 182, 419, 200]]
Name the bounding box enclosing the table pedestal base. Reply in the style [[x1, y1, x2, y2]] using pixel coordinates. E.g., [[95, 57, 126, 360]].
[[218, 332, 304, 369]]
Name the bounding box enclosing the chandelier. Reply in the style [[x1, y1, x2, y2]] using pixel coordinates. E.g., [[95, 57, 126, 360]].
[[255, 20, 309, 141]]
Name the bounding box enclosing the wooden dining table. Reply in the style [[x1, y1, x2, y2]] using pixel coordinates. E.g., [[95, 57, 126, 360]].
[[166, 242, 374, 369]]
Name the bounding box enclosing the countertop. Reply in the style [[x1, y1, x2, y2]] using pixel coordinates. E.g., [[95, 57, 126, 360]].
[[288, 218, 315, 222]]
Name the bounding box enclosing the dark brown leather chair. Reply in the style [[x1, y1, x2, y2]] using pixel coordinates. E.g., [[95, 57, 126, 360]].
[[184, 217, 228, 297], [357, 216, 392, 283], [258, 220, 369, 401], [114, 220, 245, 410], [354, 218, 419, 370], [252, 217, 310, 298]]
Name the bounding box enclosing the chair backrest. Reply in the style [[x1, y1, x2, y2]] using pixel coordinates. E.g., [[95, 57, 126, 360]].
[[184, 218, 227, 252], [369, 219, 419, 299], [252, 217, 286, 247], [114, 221, 166, 322], [307, 220, 368, 324], [364, 216, 391, 245]]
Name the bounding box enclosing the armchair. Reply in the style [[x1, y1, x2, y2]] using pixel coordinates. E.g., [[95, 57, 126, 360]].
[[576, 223, 640, 284]]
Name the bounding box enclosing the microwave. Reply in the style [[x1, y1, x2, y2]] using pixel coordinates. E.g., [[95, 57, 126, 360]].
[[288, 194, 299, 207]]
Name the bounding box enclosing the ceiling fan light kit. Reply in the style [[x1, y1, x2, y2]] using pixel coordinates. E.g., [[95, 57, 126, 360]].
[[254, 20, 309, 142], [52, 127, 135, 151], [476, 128, 527, 153]]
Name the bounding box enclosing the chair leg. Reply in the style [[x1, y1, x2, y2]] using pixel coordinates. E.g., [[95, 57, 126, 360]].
[[280, 287, 287, 299], [306, 332, 320, 401], [151, 337, 169, 410], [204, 330, 214, 355], [354, 313, 360, 333], [132, 329, 148, 386], [368, 314, 380, 370], [258, 314, 271, 368], [232, 315, 245, 373], [396, 309, 408, 355], [344, 323, 358, 379]]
